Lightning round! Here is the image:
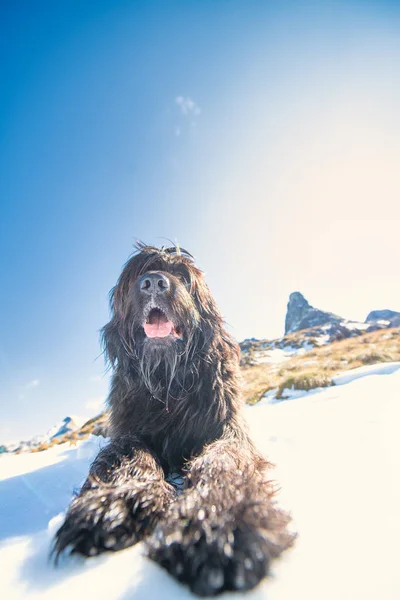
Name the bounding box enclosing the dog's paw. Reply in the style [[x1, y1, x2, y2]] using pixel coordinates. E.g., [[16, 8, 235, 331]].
[[147, 496, 294, 596], [53, 481, 175, 560], [148, 525, 270, 596]]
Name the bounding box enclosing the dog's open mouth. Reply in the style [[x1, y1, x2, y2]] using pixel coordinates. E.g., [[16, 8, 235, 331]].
[[143, 308, 181, 339]]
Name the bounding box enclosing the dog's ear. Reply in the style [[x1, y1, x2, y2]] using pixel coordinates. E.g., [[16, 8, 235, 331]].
[[101, 318, 135, 372], [101, 319, 119, 367], [111, 280, 130, 319], [110, 251, 151, 318], [102, 285, 136, 369], [191, 271, 221, 320], [189, 271, 223, 343], [188, 267, 240, 360]]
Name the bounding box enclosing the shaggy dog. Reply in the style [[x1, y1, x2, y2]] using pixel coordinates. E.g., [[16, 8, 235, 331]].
[[54, 243, 294, 596]]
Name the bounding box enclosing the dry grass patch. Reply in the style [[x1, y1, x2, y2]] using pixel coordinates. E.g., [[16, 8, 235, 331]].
[[241, 326, 400, 404], [276, 373, 334, 399], [349, 351, 395, 365]]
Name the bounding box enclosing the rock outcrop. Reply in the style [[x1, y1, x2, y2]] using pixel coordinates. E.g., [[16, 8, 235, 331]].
[[366, 309, 400, 326], [284, 292, 342, 335]]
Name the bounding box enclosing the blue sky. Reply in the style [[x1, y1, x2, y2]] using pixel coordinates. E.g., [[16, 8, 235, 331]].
[[1, 0, 400, 441]]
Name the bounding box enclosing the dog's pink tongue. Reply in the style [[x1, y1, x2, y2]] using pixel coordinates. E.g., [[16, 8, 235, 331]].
[[144, 321, 174, 338]]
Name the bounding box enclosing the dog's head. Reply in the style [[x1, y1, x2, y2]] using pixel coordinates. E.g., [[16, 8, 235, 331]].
[[102, 243, 226, 398]]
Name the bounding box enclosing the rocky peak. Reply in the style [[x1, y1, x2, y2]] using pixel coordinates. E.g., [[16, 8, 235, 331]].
[[365, 309, 400, 324], [284, 292, 341, 335]]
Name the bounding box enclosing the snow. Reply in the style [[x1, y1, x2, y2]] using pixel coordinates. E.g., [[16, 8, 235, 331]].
[[254, 343, 314, 364], [255, 347, 295, 364], [333, 361, 400, 386], [1, 363, 400, 599], [339, 321, 370, 331], [313, 333, 330, 345]]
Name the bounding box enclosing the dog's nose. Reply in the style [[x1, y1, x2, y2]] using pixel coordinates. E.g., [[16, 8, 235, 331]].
[[139, 273, 170, 295]]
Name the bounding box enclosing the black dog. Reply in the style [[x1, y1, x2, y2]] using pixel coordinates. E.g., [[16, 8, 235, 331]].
[[54, 243, 294, 596]]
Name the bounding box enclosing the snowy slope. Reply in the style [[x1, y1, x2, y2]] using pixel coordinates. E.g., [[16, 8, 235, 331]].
[[1, 363, 400, 600]]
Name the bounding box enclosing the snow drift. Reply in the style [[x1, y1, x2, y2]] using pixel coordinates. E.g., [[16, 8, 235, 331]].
[[1, 363, 399, 600]]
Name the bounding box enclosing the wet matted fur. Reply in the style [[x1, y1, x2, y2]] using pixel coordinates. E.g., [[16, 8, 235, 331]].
[[53, 243, 295, 596]]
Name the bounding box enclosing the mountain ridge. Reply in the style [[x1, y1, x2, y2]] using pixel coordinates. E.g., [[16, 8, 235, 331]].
[[284, 291, 400, 336]]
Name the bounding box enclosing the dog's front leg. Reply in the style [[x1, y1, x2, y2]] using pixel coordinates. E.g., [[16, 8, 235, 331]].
[[147, 431, 294, 596], [53, 436, 176, 559]]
